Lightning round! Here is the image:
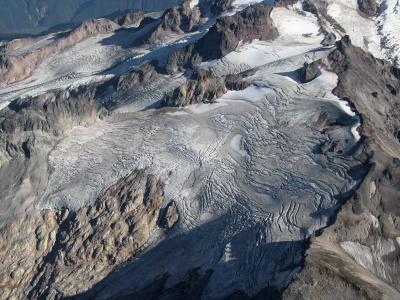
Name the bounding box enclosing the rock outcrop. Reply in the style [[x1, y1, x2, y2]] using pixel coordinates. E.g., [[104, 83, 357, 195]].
[[321, 32, 336, 46], [0, 86, 106, 166], [358, 0, 378, 17], [147, 0, 201, 43], [114, 10, 145, 27], [163, 69, 249, 107], [165, 3, 278, 74], [0, 170, 167, 299], [159, 200, 180, 229], [298, 60, 322, 83], [97, 62, 162, 110]]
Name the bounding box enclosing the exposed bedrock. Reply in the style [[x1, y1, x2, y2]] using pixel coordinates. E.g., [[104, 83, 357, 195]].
[[97, 62, 161, 110], [0, 86, 106, 166], [114, 10, 145, 27], [357, 0, 378, 17], [0, 18, 120, 85], [321, 32, 337, 46], [284, 36, 400, 300], [159, 200, 180, 229], [298, 59, 322, 83], [163, 68, 249, 106], [147, 0, 202, 43], [165, 3, 278, 74], [0, 170, 170, 299], [330, 36, 400, 142]]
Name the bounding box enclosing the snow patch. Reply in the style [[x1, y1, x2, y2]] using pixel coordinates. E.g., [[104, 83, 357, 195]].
[[377, 0, 400, 66], [326, 0, 385, 60], [202, 7, 323, 75], [230, 134, 248, 157]]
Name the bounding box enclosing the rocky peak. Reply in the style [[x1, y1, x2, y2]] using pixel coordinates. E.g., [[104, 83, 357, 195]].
[[71, 18, 120, 37], [148, 0, 201, 42], [159, 200, 180, 229], [114, 10, 145, 27], [299, 59, 322, 83], [199, 3, 277, 58], [166, 3, 278, 73]]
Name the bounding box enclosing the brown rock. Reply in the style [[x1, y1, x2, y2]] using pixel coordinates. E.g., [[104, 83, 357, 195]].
[[115, 10, 145, 27], [163, 69, 249, 107], [148, 0, 201, 43], [0, 170, 166, 299]]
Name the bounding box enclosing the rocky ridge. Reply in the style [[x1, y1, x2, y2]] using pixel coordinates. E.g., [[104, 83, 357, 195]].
[[163, 68, 249, 106], [165, 3, 278, 74], [147, 0, 202, 43], [114, 10, 145, 27], [0, 86, 106, 167]]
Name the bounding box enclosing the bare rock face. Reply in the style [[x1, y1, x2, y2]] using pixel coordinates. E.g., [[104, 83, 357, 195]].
[[0, 170, 166, 299], [163, 69, 249, 107], [108, 63, 159, 94], [148, 0, 201, 42], [97, 62, 161, 110], [0, 86, 106, 166], [330, 36, 400, 141], [358, 0, 378, 17], [166, 3, 278, 74], [321, 32, 336, 46], [114, 10, 145, 27], [284, 36, 400, 300], [0, 18, 120, 84], [159, 200, 180, 229], [71, 18, 120, 36], [298, 60, 322, 83], [164, 69, 226, 106]]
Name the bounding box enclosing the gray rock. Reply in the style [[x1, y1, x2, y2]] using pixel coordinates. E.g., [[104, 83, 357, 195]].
[[114, 10, 145, 27], [299, 60, 321, 83], [358, 0, 378, 17], [159, 200, 180, 229], [0, 170, 166, 299], [147, 0, 201, 43], [321, 32, 336, 46], [0, 85, 107, 166]]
